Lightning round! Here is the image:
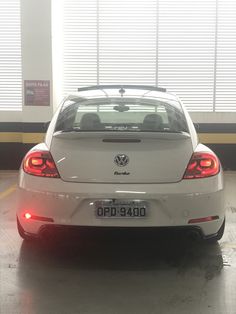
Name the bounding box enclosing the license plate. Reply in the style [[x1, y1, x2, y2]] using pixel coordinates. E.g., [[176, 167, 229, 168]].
[[94, 200, 148, 218]]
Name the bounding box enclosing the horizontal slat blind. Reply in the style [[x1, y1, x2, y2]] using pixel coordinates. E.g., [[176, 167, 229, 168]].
[[0, 0, 22, 110], [63, 0, 97, 94], [215, 0, 236, 111], [99, 0, 157, 85], [158, 0, 216, 111], [62, 0, 236, 112]]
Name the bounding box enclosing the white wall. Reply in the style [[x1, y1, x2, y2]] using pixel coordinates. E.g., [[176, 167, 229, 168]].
[[191, 112, 236, 123], [21, 0, 53, 123]]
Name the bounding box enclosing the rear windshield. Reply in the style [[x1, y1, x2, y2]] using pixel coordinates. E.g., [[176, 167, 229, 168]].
[[55, 97, 188, 133]]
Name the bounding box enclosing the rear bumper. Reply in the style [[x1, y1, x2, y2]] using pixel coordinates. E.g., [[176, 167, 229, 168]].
[[17, 171, 225, 237], [19, 223, 223, 242]]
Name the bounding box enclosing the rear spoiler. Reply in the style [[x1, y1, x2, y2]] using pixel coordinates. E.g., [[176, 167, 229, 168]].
[[77, 85, 166, 93]]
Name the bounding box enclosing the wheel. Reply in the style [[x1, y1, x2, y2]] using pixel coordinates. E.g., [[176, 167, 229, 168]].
[[206, 219, 225, 243], [17, 217, 36, 241]]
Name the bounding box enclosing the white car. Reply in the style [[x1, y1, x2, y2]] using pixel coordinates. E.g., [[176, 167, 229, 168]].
[[17, 85, 225, 241]]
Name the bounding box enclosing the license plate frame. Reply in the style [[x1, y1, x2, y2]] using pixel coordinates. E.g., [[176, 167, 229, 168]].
[[94, 200, 148, 218]]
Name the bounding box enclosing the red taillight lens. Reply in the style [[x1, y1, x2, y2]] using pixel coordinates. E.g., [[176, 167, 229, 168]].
[[23, 212, 54, 222], [23, 150, 60, 178], [184, 152, 220, 179], [188, 216, 219, 224]]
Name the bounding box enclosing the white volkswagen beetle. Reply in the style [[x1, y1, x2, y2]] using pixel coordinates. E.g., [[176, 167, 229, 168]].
[[17, 85, 225, 241]]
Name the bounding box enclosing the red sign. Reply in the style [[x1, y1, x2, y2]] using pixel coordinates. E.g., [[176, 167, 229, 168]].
[[24, 80, 50, 106]]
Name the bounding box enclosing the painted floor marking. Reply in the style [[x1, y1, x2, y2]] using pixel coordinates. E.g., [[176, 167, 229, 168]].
[[0, 184, 17, 200]]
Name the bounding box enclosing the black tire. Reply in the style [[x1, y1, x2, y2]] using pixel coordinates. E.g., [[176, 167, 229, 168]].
[[17, 217, 36, 241], [206, 219, 225, 243]]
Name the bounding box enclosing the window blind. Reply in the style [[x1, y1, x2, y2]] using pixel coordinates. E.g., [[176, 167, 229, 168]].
[[62, 0, 236, 112], [215, 0, 236, 112], [158, 0, 216, 112], [0, 0, 22, 110], [63, 0, 97, 95], [99, 0, 157, 85]]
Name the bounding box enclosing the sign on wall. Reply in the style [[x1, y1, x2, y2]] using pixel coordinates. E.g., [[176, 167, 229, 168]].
[[24, 80, 50, 106]]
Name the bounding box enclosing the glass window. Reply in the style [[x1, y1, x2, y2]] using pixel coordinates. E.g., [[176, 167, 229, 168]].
[[55, 97, 188, 133]]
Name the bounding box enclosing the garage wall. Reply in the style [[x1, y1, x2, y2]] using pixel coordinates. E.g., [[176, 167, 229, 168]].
[[0, 0, 53, 169], [1, 0, 236, 170]]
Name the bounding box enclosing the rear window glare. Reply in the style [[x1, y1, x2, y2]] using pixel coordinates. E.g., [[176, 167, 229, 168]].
[[55, 98, 188, 133]]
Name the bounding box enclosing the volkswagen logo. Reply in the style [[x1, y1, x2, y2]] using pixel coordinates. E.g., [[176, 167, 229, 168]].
[[114, 154, 129, 167]]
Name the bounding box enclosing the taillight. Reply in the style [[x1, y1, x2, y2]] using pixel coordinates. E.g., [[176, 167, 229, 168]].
[[23, 212, 54, 222], [183, 152, 220, 179], [188, 216, 219, 224], [23, 150, 60, 178]]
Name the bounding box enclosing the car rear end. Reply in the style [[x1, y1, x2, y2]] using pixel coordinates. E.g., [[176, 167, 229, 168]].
[[17, 86, 225, 240]]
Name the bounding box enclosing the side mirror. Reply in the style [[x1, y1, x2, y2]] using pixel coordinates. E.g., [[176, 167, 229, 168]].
[[44, 121, 51, 132], [194, 123, 200, 131]]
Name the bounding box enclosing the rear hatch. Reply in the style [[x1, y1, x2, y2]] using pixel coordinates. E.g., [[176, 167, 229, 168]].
[[50, 93, 193, 183], [51, 132, 193, 183]]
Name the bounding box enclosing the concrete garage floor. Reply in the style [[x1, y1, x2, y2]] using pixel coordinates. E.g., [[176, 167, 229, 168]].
[[0, 172, 236, 314]]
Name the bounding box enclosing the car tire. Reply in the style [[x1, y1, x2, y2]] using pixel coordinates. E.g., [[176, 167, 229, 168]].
[[206, 218, 225, 243], [17, 217, 35, 241]]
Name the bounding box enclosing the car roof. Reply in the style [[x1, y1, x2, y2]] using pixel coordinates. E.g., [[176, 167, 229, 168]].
[[66, 85, 180, 103]]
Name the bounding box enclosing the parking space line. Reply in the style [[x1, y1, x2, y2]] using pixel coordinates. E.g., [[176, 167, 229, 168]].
[[0, 184, 17, 200]]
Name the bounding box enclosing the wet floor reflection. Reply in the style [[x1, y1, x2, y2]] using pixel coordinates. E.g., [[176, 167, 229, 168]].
[[18, 229, 223, 271], [16, 230, 225, 314]]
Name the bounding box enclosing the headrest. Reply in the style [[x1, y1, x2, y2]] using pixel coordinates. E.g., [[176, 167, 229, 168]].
[[142, 114, 164, 131], [80, 113, 102, 130]]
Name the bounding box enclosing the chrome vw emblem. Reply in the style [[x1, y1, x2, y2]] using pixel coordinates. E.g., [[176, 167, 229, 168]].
[[114, 154, 129, 167]]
